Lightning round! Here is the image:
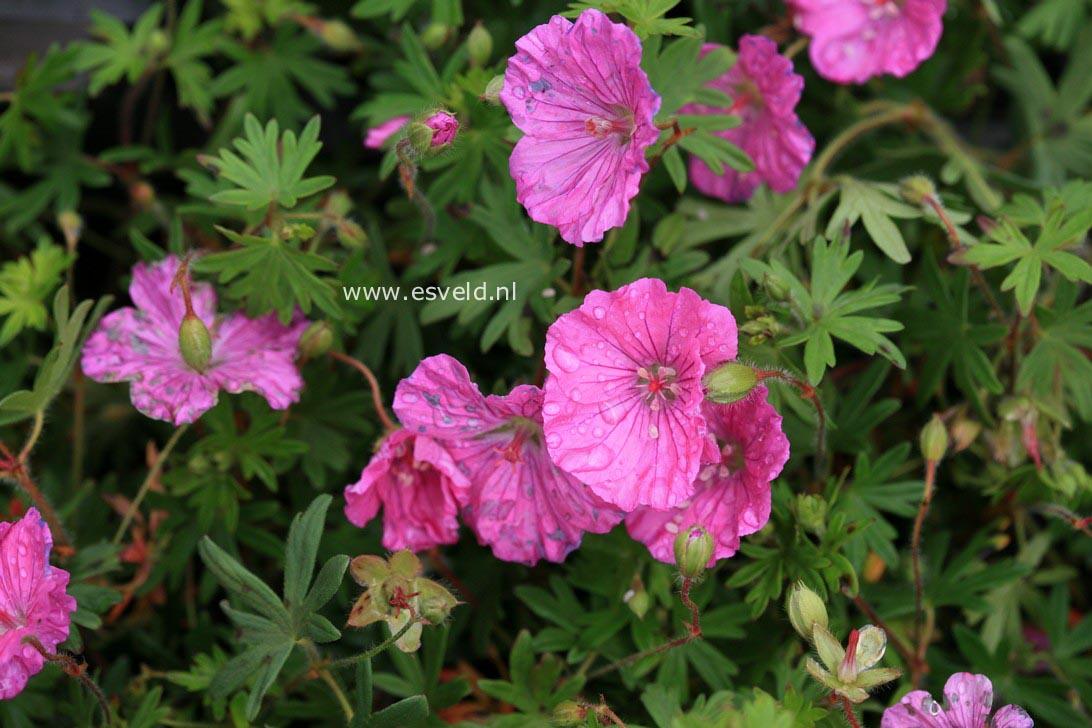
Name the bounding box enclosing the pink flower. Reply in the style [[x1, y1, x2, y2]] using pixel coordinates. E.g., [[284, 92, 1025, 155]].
[[500, 9, 661, 246], [882, 673, 1033, 728], [790, 0, 947, 84], [0, 509, 77, 700], [81, 256, 307, 425], [424, 111, 459, 146], [682, 37, 814, 202], [344, 429, 467, 552], [626, 386, 788, 566], [542, 278, 738, 511], [364, 115, 410, 149], [393, 355, 623, 566]]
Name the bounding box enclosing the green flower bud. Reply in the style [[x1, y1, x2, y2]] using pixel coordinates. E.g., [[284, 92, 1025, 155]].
[[299, 321, 333, 359], [624, 584, 651, 620], [481, 75, 504, 104], [703, 361, 758, 404], [950, 415, 981, 452], [796, 494, 828, 535], [147, 29, 170, 56], [673, 526, 714, 579], [337, 219, 368, 249], [320, 19, 362, 53], [421, 22, 451, 49], [920, 414, 949, 463], [467, 22, 493, 66], [57, 210, 83, 250], [415, 578, 458, 625], [786, 581, 828, 643], [763, 273, 791, 302], [899, 174, 937, 206], [552, 701, 587, 726], [405, 121, 435, 155], [178, 314, 212, 373], [187, 453, 210, 474]]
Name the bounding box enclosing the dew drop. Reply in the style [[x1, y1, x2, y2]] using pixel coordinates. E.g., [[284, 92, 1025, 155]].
[[543, 402, 562, 416], [552, 344, 581, 373], [648, 424, 659, 439], [592, 306, 606, 319]]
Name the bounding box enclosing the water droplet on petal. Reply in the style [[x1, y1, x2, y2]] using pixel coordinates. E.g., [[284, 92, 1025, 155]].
[[592, 306, 606, 319], [552, 344, 581, 373], [648, 424, 659, 439]]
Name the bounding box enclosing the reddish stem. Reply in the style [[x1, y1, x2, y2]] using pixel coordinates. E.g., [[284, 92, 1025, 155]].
[[0, 443, 71, 551], [327, 350, 397, 432], [840, 696, 862, 728], [649, 120, 696, 168], [910, 458, 937, 687]]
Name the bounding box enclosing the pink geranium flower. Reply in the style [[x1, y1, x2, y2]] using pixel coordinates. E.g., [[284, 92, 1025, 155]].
[[344, 428, 467, 552], [500, 9, 661, 246], [542, 278, 738, 511], [364, 115, 410, 149], [682, 37, 814, 202], [424, 111, 459, 146], [393, 355, 623, 566], [882, 672, 1033, 727], [626, 386, 789, 566], [81, 256, 307, 425], [0, 509, 77, 700], [790, 0, 947, 84]]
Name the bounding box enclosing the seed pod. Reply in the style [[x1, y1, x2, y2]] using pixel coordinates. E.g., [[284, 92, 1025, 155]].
[[178, 314, 212, 373]]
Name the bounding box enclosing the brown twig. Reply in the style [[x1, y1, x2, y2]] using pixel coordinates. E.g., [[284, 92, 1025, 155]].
[[328, 350, 397, 432], [649, 119, 696, 168]]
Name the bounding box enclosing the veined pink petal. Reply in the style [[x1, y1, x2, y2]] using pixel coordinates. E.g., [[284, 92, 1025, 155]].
[[501, 9, 661, 245], [791, 0, 947, 84]]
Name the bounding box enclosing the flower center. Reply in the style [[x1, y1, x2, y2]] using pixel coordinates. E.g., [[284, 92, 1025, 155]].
[[585, 111, 635, 141], [636, 364, 680, 411], [863, 0, 901, 19], [489, 416, 540, 470], [728, 81, 762, 116], [0, 607, 22, 632]]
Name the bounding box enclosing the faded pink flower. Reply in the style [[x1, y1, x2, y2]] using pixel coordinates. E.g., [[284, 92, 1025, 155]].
[[500, 8, 661, 246], [0, 509, 77, 700], [344, 429, 467, 552], [424, 111, 459, 146], [682, 37, 814, 202], [364, 115, 410, 149], [626, 386, 788, 566], [393, 355, 623, 566], [882, 672, 1033, 727], [81, 256, 307, 425], [790, 0, 947, 84], [542, 278, 738, 511]]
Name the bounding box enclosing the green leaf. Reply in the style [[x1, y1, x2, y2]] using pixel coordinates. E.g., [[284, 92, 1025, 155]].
[[304, 554, 350, 613], [284, 494, 332, 609], [826, 178, 919, 263], [205, 114, 335, 211], [193, 227, 340, 324], [74, 6, 165, 95], [677, 130, 753, 176], [360, 695, 429, 728], [0, 239, 72, 346], [197, 537, 290, 626]]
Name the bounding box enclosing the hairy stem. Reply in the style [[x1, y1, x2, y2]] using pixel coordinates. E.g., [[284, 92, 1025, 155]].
[[328, 350, 397, 432], [840, 696, 862, 728], [112, 425, 189, 545], [810, 104, 923, 183], [923, 196, 1006, 321], [326, 620, 416, 671], [26, 637, 112, 725], [910, 458, 937, 687]]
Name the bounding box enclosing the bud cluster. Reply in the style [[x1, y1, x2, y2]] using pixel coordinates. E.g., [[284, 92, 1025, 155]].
[[347, 550, 459, 653]]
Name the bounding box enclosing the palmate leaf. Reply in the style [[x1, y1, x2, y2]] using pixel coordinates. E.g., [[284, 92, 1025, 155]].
[[204, 114, 335, 211], [0, 46, 84, 172], [826, 178, 921, 264], [564, 0, 700, 38], [1018, 279, 1092, 421], [741, 236, 907, 385], [213, 26, 354, 124], [74, 5, 165, 95], [0, 240, 73, 346], [192, 227, 340, 323], [962, 186, 1092, 315], [165, 0, 222, 126]]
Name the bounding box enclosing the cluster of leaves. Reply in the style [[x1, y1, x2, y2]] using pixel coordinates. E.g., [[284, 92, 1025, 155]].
[[0, 0, 1090, 727]]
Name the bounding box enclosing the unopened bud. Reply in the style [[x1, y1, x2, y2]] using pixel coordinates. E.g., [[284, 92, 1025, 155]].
[[319, 19, 362, 52], [56, 210, 83, 250], [147, 29, 170, 56], [481, 75, 504, 104], [130, 181, 155, 210], [337, 219, 368, 249], [424, 111, 459, 147], [178, 314, 212, 373], [920, 415, 949, 463], [405, 122, 435, 155], [763, 273, 791, 302], [703, 361, 758, 404], [796, 494, 827, 535], [787, 581, 828, 643], [552, 701, 587, 726], [673, 525, 714, 579], [899, 174, 937, 206], [188, 453, 210, 474], [299, 321, 333, 358], [467, 22, 493, 66], [421, 22, 451, 49], [623, 583, 651, 620], [416, 578, 458, 624]]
